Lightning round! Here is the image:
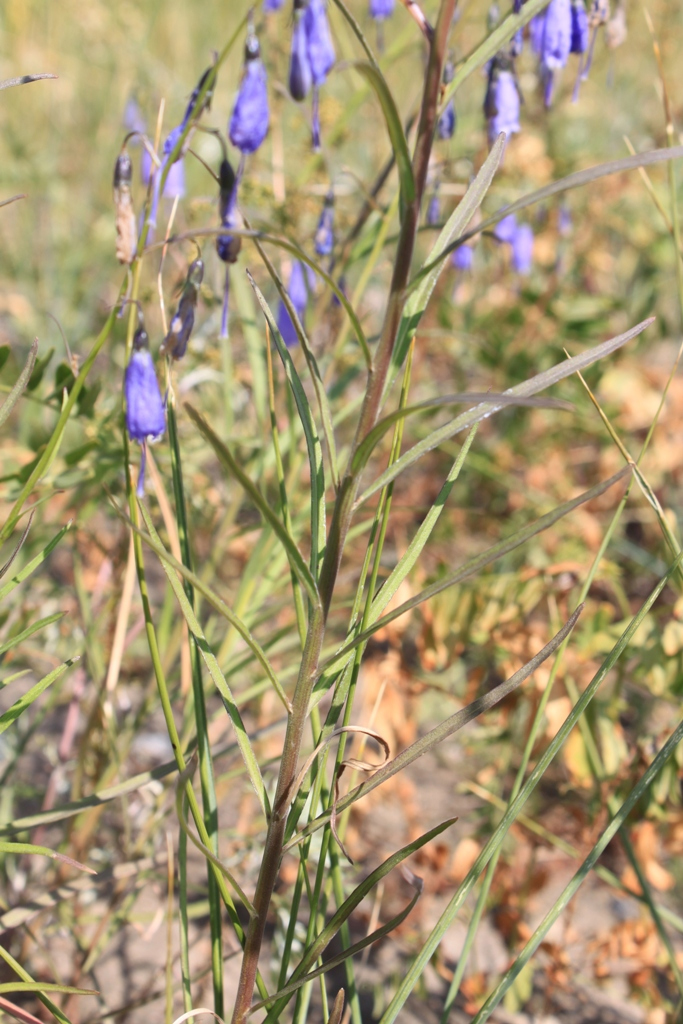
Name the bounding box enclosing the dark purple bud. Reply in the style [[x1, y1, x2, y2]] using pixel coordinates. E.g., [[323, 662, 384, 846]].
[[229, 33, 270, 154], [277, 260, 308, 347], [264, 0, 285, 9], [494, 213, 517, 243], [289, 8, 313, 101], [570, 0, 589, 51], [452, 244, 473, 272], [125, 326, 166, 477], [370, 0, 395, 19], [182, 65, 215, 129], [305, 0, 336, 87], [530, 0, 572, 70], [512, 0, 526, 12], [217, 160, 242, 264], [426, 193, 440, 226], [314, 192, 335, 256], [161, 259, 204, 360], [485, 62, 521, 145], [113, 150, 133, 190], [511, 222, 533, 274]]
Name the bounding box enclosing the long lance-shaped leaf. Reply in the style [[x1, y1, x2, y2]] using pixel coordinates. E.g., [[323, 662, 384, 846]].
[[0, 340, 38, 429], [0, 612, 65, 659], [319, 467, 631, 678], [292, 609, 582, 850], [389, 134, 505, 386], [0, 945, 74, 1024], [358, 320, 652, 507], [346, 62, 416, 212], [139, 503, 268, 813], [259, 819, 456, 1021], [0, 985, 96, 998], [0, 658, 78, 735], [471, 714, 683, 1023], [184, 404, 320, 608], [0, 842, 94, 875], [249, 247, 339, 493], [248, 271, 327, 576], [0, 511, 34, 582], [376, 550, 683, 1024], [106, 491, 287, 705], [0, 521, 71, 602], [176, 760, 257, 916], [413, 146, 683, 288], [350, 391, 568, 478]]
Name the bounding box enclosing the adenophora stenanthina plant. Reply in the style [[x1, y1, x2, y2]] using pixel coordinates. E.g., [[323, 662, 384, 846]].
[[82, 2, 683, 1023]]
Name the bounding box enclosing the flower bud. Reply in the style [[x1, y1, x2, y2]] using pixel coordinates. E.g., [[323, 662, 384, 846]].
[[570, 0, 589, 52], [217, 159, 242, 265], [125, 324, 166, 496], [511, 222, 534, 274], [314, 192, 335, 257], [485, 58, 521, 146], [493, 213, 517, 243], [229, 30, 270, 155], [289, 5, 313, 101], [426, 192, 440, 226], [370, 0, 395, 20], [305, 0, 336, 87], [161, 259, 204, 360], [277, 261, 308, 347], [113, 149, 136, 265]]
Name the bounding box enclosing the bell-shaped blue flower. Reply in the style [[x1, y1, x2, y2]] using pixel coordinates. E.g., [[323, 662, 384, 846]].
[[570, 0, 589, 52], [370, 0, 395, 19], [511, 222, 534, 274], [289, 5, 313, 101], [531, 0, 572, 68], [277, 261, 308, 347], [314, 192, 335, 257], [125, 325, 166, 497], [230, 32, 270, 155], [305, 0, 336, 86], [485, 60, 521, 145]]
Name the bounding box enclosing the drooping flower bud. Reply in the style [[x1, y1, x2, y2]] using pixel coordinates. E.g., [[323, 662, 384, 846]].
[[426, 192, 440, 226], [305, 0, 336, 150], [530, 0, 572, 106], [289, 2, 313, 102], [125, 323, 166, 496], [277, 261, 308, 347], [182, 65, 215, 130], [511, 222, 534, 274], [113, 149, 137, 265], [484, 57, 521, 146], [314, 191, 335, 257], [370, 0, 395, 20], [161, 258, 204, 360], [437, 59, 456, 140], [230, 30, 270, 155], [570, 0, 589, 52], [216, 160, 242, 265], [452, 244, 473, 272]]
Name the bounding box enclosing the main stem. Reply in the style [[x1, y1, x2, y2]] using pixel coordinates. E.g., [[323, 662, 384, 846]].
[[231, 4, 455, 1020]]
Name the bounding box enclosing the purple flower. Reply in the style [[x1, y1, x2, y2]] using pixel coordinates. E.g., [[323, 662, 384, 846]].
[[511, 223, 534, 274], [277, 261, 308, 347], [289, 6, 312, 101], [452, 244, 473, 272], [230, 33, 270, 155], [531, 0, 572, 68], [314, 193, 335, 256], [125, 326, 166, 497], [216, 159, 242, 265], [426, 193, 440, 226], [181, 65, 215, 129], [494, 213, 517, 243], [370, 0, 395, 19], [570, 0, 589, 51], [263, 0, 285, 9], [161, 259, 204, 360], [485, 62, 521, 145], [305, 0, 336, 86], [437, 100, 456, 140]]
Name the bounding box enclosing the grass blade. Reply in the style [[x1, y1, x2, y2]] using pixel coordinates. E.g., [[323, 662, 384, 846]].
[[0, 658, 78, 735], [0, 340, 38, 429], [0, 612, 65, 659]]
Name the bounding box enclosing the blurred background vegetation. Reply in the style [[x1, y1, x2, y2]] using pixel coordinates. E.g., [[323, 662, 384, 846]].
[[1, 0, 683, 1020]]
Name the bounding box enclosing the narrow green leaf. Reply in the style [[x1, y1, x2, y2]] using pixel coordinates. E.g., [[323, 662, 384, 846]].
[[248, 270, 327, 576], [259, 819, 456, 1021], [321, 467, 631, 675], [0, 340, 38, 429], [471, 715, 683, 1023], [0, 520, 72, 601], [0, 985, 96, 997], [185, 403, 321, 608], [358, 320, 653, 506], [377, 551, 683, 1024], [139, 502, 269, 813], [347, 61, 416, 209], [295, 609, 582, 849], [0, 612, 65, 659], [389, 134, 505, 384], [0, 841, 94, 874], [0, 658, 77, 735]]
